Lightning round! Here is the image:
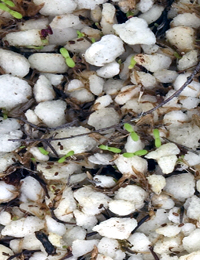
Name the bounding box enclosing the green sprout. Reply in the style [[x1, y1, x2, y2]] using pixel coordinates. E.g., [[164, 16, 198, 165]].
[[77, 30, 85, 38], [1, 108, 8, 119], [126, 10, 134, 18], [124, 123, 139, 141], [91, 37, 96, 43], [0, 1, 22, 19], [99, 145, 122, 154], [128, 56, 137, 69], [123, 150, 148, 158], [173, 52, 181, 59], [58, 150, 75, 163], [26, 45, 44, 50], [60, 47, 75, 68], [38, 147, 49, 155], [31, 157, 36, 162], [153, 129, 161, 148]]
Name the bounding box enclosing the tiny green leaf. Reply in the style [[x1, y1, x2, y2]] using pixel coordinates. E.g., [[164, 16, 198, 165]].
[[91, 38, 96, 43], [9, 10, 22, 19], [99, 145, 121, 153], [60, 47, 70, 58], [66, 57, 75, 68], [3, 113, 7, 120], [124, 123, 134, 133], [134, 150, 148, 156], [0, 3, 10, 12], [123, 152, 135, 158], [20, 146, 26, 149], [130, 132, 139, 141], [128, 56, 137, 69], [77, 30, 85, 38], [153, 129, 161, 148], [174, 52, 181, 59], [38, 147, 49, 155], [107, 147, 122, 153], [58, 150, 74, 163], [26, 45, 44, 50], [31, 157, 36, 162], [126, 10, 134, 18], [1, 0, 15, 7]]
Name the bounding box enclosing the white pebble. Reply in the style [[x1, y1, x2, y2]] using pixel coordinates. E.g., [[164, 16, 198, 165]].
[[139, 5, 164, 24], [134, 54, 172, 72], [181, 223, 196, 237], [34, 100, 67, 127], [50, 14, 81, 29], [0, 181, 17, 203], [63, 226, 86, 246], [154, 69, 178, 83], [0, 152, 16, 172], [67, 79, 84, 92], [154, 235, 182, 254], [145, 143, 180, 160], [163, 111, 189, 125], [41, 73, 63, 86], [128, 232, 151, 252], [88, 153, 113, 165], [0, 49, 30, 77], [28, 53, 68, 73], [147, 175, 166, 195], [3, 29, 47, 46], [109, 200, 136, 216], [25, 109, 40, 125], [89, 74, 105, 95], [164, 173, 195, 202], [0, 245, 14, 260], [70, 88, 95, 103], [184, 195, 200, 221], [101, 3, 116, 35], [88, 107, 120, 130], [104, 79, 124, 95], [1, 217, 44, 237], [125, 135, 145, 153], [113, 17, 156, 45], [33, 0, 77, 16], [179, 251, 200, 260], [33, 75, 55, 102], [182, 228, 200, 253], [19, 18, 49, 31], [0, 75, 32, 110], [74, 186, 111, 215], [72, 239, 99, 257], [76, 0, 107, 10], [29, 147, 49, 162], [171, 13, 200, 28], [131, 71, 157, 89], [156, 224, 181, 237], [98, 237, 125, 260], [49, 126, 96, 156], [114, 155, 147, 176], [115, 85, 140, 105], [96, 61, 120, 78], [84, 35, 124, 66], [93, 175, 116, 188], [166, 26, 195, 51], [177, 50, 198, 71], [137, 0, 153, 13], [93, 95, 113, 110], [73, 209, 98, 229], [152, 194, 175, 209], [93, 217, 137, 239]]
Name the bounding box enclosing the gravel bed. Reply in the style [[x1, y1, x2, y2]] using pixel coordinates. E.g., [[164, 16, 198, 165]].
[[0, 0, 200, 260]]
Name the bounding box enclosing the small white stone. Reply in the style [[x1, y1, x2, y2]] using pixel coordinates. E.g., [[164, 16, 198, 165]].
[[67, 79, 84, 92], [98, 237, 125, 260], [179, 251, 200, 260], [93, 217, 137, 239], [0, 181, 17, 203], [25, 109, 40, 125], [141, 44, 159, 54], [41, 73, 63, 86], [33, 0, 77, 16], [63, 226, 86, 246], [115, 85, 140, 105], [3, 29, 47, 46], [0, 245, 14, 260], [166, 26, 195, 51], [45, 215, 66, 236], [183, 228, 200, 253], [113, 17, 156, 45], [125, 135, 145, 153], [28, 53, 68, 73], [152, 194, 175, 209], [72, 239, 99, 257], [164, 173, 195, 202], [128, 232, 151, 252], [73, 209, 97, 229], [147, 175, 166, 195], [93, 175, 116, 188], [109, 200, 136, 216], [101, 3, 116, 35], [88, 153, 113, 165], [131, 71, 157, 89], [0, 211, 11, 225], [1, 217, 44, 237], [49, 126, 97, 156], [154, 69, 178, 83], [93, 95, 113, 109], [84, 35, 124, 66], [34, 100, 67, 127], [181, 223, 196, 237], [157, 155, 178, 174], [139, 5, 164, 24], [0, 49, 30, 77], [0, 75, 32, 110], [104, 79, 124, 95], [114, 155, 147, 176], [70, 89, 95, 103], [33, 75, 55, 102], [0, 152, 16, 172], [137, 0, 153, 13], [74, 186, 111, 215], [89, 74, 105, 95], [145, 143, 180, 160], [180, 97, 199, 109], [19, 18, 49, 31], [163, 111, 189, 125], [134, 54, 172, 72], [153, 235, 182, 255], [171, 13, 200, 28], [156, 224, 181, 237], [50, 14, 81, 29], [20, 176, 44, 202], [96, 61, 120, 78], [177, 50, 198, 71], [184, 195, 200, 221], [88, 107, 120, 130]]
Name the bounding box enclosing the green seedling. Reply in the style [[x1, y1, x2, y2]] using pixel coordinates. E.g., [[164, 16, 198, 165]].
[[26, 45, 44, 50], [0, 1, 22, 19], [126, 10, 134, 18], [31, 157, 36, 162], [1, 108, 8, 120], [123, 150, 148, 158], [153, 129, 161, 148], [60, 47, 75, 68], [124, 123, 139, 141], [77, 30, 85, 38], [128, 56, 137, 69], [174, 52, 181, 59], [19, 146, 26, 149], [38, 147, 49, 155], [99, 145, 122, 154], [58, 150, 74, 163], [91, 37, 96, 43]]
